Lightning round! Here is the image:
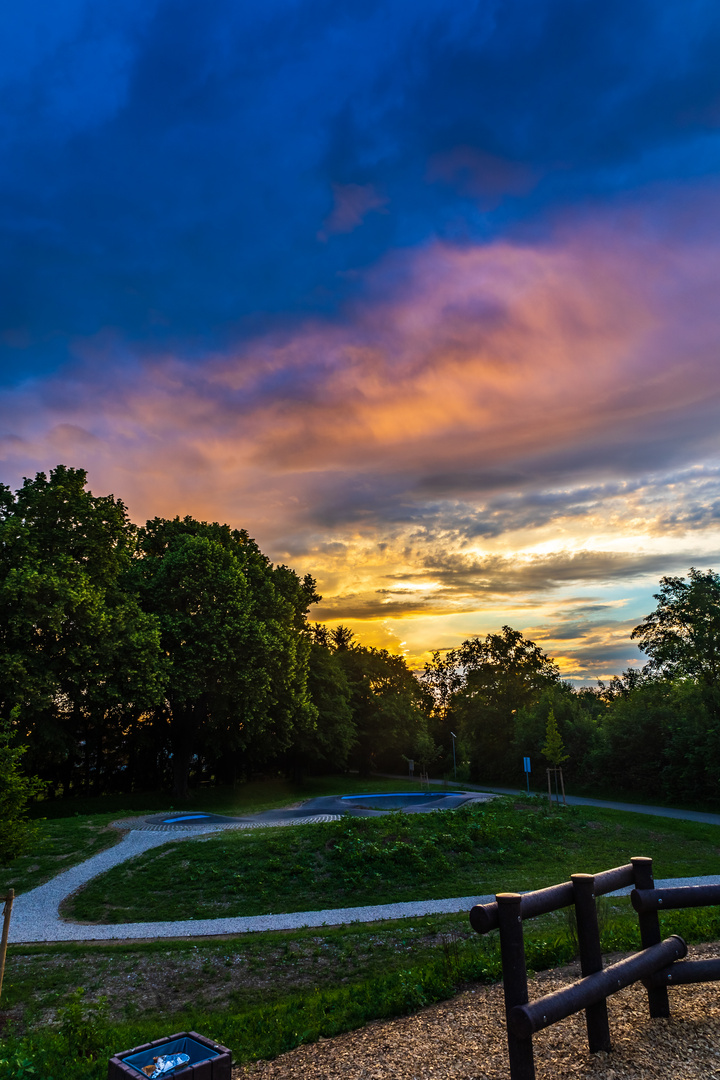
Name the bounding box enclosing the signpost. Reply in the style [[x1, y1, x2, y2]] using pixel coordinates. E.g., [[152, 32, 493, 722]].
[[523, 756, 531, 795]]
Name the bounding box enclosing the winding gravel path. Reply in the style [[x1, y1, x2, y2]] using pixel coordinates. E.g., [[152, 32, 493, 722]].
[[8, 806, 720, 944]]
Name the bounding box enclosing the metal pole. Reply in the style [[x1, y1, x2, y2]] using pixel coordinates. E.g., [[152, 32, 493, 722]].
[[497, 893, 535, 1080], [450, 732, 457, 781], [0, 889, 14, 1005], [572, 874, 611, 1052], [632, 856, 669, 1018]]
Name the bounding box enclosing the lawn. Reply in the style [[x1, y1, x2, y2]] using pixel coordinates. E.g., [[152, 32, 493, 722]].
[[0, 775, 435, 896], [62, 796, 720, 923]]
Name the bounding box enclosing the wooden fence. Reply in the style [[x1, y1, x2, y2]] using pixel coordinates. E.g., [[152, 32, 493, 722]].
[[470, 857, 720, 1080]]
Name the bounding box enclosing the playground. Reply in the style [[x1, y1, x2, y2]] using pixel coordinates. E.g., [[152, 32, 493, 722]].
[[3, 782, 720, 1078]]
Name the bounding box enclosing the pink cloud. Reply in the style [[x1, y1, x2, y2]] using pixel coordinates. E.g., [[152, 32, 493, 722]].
[[317, 182, 389, 240], [2, 203, 720, 563]]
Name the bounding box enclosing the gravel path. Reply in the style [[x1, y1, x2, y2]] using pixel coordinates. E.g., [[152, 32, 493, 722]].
[[9, 816, 720, 944]]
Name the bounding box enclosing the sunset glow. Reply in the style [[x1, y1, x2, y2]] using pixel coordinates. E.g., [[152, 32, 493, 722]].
[[3, 2, 720, 681]]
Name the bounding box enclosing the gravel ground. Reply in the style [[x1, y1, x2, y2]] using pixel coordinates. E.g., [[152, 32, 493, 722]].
[[239, 943, 720, 1080]]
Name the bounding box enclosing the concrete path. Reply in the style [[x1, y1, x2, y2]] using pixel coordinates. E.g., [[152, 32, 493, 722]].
[[474, 784, 720, 826], [377, 774, 720, 827]]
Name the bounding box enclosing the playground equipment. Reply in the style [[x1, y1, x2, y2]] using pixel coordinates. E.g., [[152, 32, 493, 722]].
[[470, 857, 720, 1080]]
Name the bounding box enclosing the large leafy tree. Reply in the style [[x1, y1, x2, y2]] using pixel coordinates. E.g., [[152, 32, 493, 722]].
[[0, 466, 165, 793], [290, 638, 355, 779], [631, 569, 720, 688], [425, 626, 559, 782], [132, 516, 319, 796], [334, 639, 435, 776]]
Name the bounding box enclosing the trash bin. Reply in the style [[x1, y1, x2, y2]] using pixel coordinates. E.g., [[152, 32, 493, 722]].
[[108, 1030, 232, 1079]]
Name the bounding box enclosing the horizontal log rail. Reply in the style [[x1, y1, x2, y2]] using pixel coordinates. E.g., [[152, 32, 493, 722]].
[[631, 882, 720, 913], [469, 863, 636, 935], [508, 936, 687, 1039], [643, 956, 720, 987]]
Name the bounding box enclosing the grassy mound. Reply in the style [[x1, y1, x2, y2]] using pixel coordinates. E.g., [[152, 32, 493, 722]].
[[62, 797, 720, 923]]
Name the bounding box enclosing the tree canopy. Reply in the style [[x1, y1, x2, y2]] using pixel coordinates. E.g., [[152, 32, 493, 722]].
[[423, 626, 559, 781], [0, 466, 165, 792], [5, 474, 720, 813], [631, 568, 720, 687], [131, 516, 319, 796]]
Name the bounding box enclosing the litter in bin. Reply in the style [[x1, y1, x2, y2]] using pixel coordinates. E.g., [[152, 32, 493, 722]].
[[141, 1053, 190, 1077]]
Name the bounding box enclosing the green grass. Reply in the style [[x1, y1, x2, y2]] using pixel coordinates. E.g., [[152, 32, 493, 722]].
[[4, 901, 720, 1080], [0, 776, 436, 896], [62, 797, 720, 924], [0, 818, 123, 898]]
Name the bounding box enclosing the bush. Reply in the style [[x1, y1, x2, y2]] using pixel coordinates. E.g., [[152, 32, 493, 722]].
[[0, 719, 46, 863]]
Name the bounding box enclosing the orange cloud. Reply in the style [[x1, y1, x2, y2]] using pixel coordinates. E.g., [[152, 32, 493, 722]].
[[3, 217, 720, 677]]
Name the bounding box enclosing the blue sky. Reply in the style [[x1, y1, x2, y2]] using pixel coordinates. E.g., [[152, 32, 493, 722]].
[[2, 0, 720, 678]]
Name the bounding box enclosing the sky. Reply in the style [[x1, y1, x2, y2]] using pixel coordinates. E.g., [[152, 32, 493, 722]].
[[2, 0, 720, 682]]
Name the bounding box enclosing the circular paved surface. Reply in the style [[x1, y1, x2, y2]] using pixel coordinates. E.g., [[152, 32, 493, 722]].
[[125, 791, 495, 831]]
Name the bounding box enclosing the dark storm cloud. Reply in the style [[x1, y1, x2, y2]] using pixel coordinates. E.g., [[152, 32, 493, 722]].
[[3, 0, 720, 380]]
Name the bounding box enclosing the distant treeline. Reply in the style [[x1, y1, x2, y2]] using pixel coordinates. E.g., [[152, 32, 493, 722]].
[[2, 466, 720, 806], [422, 569, 720, 806]]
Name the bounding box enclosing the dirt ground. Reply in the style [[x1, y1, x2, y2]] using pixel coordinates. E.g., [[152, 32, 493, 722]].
[[239, 943, 720, 1080]]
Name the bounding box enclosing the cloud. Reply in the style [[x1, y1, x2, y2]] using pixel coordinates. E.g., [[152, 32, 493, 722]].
[[3, 209, 720, 533], [3, 187, 720, 673], [4, 0, 720, 383], [318, 184, 389, 240]]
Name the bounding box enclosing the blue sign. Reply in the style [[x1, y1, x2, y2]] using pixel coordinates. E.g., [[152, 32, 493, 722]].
[[523, 756, 531, 773]]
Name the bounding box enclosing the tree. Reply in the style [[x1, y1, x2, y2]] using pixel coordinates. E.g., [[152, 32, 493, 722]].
[[426, 626, 559, 782], [132, 516, 319, 796], [514, 683, 597, 778], [290, 641, 355, 778], [592, 677, 715, 802], [542, 707, 568, 766], [332, 642, 434, 776], [0, 718, 46, 862], [0, 466, 165, 795], [631, 569, 720, 687]]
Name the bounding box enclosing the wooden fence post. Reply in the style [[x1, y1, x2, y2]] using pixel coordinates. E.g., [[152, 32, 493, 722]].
[[632, 856, 669, 1018], [497, 893, 535, 1080], [0, 889, 14, 1005], [572, 874, 611, 1051]]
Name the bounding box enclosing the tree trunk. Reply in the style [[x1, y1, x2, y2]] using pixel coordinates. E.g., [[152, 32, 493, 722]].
[[170, 704, 194, 799]]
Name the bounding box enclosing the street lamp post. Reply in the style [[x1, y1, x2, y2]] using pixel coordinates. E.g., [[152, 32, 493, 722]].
[[450, 731, 457, 782]]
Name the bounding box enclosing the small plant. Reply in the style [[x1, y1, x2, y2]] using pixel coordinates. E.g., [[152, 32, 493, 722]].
[[0, 717, 47, 863], [563, 896, 612, 957], [0, 1056, 44, 1080], [438, 929, 463, 981], [57, 988, 109, 1060]]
